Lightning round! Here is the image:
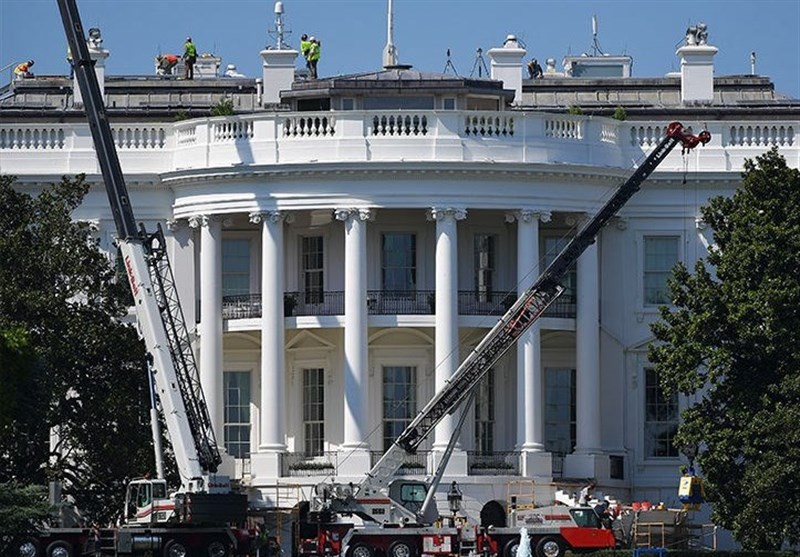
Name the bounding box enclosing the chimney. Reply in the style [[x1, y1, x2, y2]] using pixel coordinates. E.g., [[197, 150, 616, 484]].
[[73, 27, 109, 106], [487, 35, 526, 104], [676, 22, 718, 104], [261, 1, 299, 105]]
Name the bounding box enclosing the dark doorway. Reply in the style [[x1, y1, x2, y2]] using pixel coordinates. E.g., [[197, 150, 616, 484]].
[[480, 500, 506, 528]]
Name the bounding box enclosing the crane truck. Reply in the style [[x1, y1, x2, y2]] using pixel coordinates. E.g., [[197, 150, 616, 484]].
[[10, 1, 252, 556], [296, 122, 711, 557]]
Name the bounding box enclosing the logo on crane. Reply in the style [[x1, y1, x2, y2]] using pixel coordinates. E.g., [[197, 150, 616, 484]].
[[125, 254, 140, 297]]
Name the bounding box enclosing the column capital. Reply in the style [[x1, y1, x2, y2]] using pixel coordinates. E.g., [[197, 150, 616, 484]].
[[564, 212, 590, 228], [505, 209, 551, 224], [427, 207, 467, 222], [187, 214, 215, 229], [249, 210, 295, 225], [334, 208, 373, 222], [165, 219, 181, 232], [612, 216, 628, 230], [695, 216, 707, 230]]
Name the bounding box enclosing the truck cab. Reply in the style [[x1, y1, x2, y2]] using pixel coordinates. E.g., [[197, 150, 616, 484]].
[[125, 478, 175, 525]]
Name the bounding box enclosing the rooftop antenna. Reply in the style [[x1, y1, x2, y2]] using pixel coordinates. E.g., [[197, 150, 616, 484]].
[[443, 49, 458, 75], [470, 47, 489, 78], [383, 0, 398, 68], [268, 1, 290, 49], [750, 51, 756, 75], [589, 14, 605, 56]]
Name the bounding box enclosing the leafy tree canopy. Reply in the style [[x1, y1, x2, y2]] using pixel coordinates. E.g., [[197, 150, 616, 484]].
[[0, 482, 53, 554], [0, 174, 155, 525], [649, 149, 800, 549]]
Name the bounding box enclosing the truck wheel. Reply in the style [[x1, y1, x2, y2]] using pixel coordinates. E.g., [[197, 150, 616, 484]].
[[163, 539, 188, 557], [206, 538, 230, 557], [388, 540, 415, 557], [45, 541, 73, 557], [535, 536, 565, 557], [347, 543, 375, 557], [503, 539, 519, 557], [15, 538, 41, 557]]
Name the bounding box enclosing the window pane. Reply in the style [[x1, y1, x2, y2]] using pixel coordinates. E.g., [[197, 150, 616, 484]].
[[303, 368, 325, 456], [644, 236, 679, 305], [474, 372, 495, 454], [223, 239, 251, 297], [383, 366, 416, 451], [644, 368, 679, 457], [544, 237, 577, 301], [382, 234, 417, 291], [302, 236, 324, 304], [223, 371, 251, 458], [545, 368, 576, 454], [474, 234, 496, 302]]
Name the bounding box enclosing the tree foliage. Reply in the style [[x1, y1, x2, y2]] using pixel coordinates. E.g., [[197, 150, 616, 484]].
[[0, 482, 53, 554], [0, 175, 155, 525], [649, 149, 800, 549]]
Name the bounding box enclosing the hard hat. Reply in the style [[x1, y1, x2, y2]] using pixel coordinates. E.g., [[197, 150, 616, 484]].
[[186, 37, 192, 41], [309, 36, 315, 41]]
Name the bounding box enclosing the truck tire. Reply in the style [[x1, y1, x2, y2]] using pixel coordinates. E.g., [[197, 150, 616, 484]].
[[14, 537, 41, 557], [346, 543, 375, 557], [503, 539, 519, 557], [388, 540, 416, 557], [163, 539, 188, 557], [206, 538, 230, 557], [535, 536, 565, 557], [45, 541, 73, 557]]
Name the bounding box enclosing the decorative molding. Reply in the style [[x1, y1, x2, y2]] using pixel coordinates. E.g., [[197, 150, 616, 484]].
[[426, 207, 467, 222], [504, 209, 551, 224], [564, 212, 589, 228], [334, 208, 373, 223], [249, 210, 295, 225], [695, 216, 707, 230], [612, 216, 628, 231], [165, 219, 180, 232], [187, 214, 210, 229]]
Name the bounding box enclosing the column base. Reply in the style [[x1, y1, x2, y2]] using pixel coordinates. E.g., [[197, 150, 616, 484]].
[[428, 448, 468, 476], [336, 447, 372, 477], [563, 452, 610, 480], [251, 451, 282, 482], [520, 450, 552, 479]]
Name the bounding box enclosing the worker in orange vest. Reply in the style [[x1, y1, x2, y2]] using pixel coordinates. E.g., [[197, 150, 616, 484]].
[[14, 60, 34, 79]]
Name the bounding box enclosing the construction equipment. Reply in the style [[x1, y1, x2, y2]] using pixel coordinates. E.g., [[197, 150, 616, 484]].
[[9, 1, 252, 556], [297, 122, 711, 557]]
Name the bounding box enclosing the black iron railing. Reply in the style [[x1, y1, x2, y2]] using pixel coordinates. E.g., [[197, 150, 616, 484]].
[[280, 452, 338, 477], [369, 450, 430, 475], [222, 288, 576, 320], [467, 451, 521, 475]]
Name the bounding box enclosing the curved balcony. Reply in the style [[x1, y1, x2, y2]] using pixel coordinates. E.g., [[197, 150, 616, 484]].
[[2, 111, 792, 179], [221, 289, 576, 321]]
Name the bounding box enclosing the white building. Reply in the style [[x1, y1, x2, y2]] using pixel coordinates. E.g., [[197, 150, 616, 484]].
[[1, 17, 798, 532]]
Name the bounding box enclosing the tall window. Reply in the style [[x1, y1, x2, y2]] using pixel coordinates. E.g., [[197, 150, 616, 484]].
[[474, 234, 496, 302], [303, 368, 325, 456], [222, 239, 251, 297], [543, 237, 577, 301], [382, 233, 416, 292], [474, 372, 495, 454], [302, 236, 324, 304], [544, 368, 576, 455], [644, 236, 680, 305], [644, 368, 679, 457], [383, 366, 416, 451], [223, 371, 251, 458]]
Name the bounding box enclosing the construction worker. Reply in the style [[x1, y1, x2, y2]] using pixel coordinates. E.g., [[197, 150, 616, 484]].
[[183, 37, 197, 80], [14, 60, 34, 79], [307, 37, 320, 79], [300, 34, 313, 76], [156, 54, 180, 76]]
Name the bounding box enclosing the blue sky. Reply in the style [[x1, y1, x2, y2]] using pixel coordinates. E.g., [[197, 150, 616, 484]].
[[1, 0, 799, 98]]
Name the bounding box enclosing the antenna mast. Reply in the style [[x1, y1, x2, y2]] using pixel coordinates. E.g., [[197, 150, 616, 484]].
[[383, 0, 398, 67], [590, 14, 605, 56], [270, 1, 289, 49]]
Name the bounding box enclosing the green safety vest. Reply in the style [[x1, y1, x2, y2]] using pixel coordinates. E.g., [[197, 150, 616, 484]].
[[184, 42, 197, 59], [300, 39, 312, 57], [309, 42, 320, 62]]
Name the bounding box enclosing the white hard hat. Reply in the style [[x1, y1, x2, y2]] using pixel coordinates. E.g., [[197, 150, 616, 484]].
[[309, 36, 316, 41]]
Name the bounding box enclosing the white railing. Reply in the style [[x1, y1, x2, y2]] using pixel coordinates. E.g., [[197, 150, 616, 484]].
[[1, 113, 798, 176]]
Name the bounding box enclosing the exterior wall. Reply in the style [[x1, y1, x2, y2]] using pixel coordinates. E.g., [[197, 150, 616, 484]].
[[3, 107, 799, 526]]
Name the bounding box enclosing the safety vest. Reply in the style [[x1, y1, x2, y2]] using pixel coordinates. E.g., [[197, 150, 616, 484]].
[[184, 42, 197, 59], [14, 63, 30, 75], [300, 39, 312, 57], [309, 42, 320, 62]]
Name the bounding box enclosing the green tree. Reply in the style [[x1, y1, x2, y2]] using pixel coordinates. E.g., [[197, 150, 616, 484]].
[[0, 175, 155, 525], [649, 149, 800, 549], [0, 483, 53, 554]]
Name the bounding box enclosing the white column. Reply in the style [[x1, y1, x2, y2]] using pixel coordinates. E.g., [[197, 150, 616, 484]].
[[428, 207, 467, 450], [335, 208, 372, 451], [575, 241, 601, 454], [507, 209, 551, 452], [250, 211, 289, 452], [189, 214, 224, 443]]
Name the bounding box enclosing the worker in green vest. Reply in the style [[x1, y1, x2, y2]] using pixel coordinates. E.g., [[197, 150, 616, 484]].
[[183, 37, 197, 80], [308, 37, 321, 79]]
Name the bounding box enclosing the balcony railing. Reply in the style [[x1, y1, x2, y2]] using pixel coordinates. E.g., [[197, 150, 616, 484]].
[[369, 451, 430, 475], [280, 452, 338, 477], [222, 289, 577, 320], [467, 451, 521, 475]]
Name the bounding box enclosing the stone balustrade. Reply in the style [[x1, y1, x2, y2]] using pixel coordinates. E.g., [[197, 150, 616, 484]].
[[1, 111, 796, 177]]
